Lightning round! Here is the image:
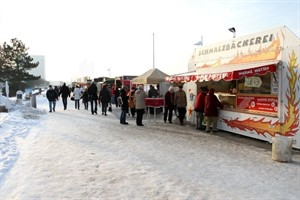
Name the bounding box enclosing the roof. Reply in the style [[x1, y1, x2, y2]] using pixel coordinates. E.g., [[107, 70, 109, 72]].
[[132, 68, 169, 84], [165, 60, 279, 82]]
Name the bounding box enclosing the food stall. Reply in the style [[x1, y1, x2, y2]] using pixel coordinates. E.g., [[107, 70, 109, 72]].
[[165, 26, 300, 149]]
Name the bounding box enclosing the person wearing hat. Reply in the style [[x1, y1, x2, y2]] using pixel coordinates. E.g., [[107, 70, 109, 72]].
[[194, 86, 209, 130], [46, 85, 58, 112], [174, 85, 187, 125]]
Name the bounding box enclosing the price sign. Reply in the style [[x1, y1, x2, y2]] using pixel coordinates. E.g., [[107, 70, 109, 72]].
[[244, 77, 262, 88]]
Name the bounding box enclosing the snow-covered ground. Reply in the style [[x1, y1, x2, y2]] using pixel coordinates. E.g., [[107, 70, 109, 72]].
[[0, 93, 299, 199]]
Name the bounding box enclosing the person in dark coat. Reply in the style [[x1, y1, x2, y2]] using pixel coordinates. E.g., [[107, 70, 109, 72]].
[[59, 83, 71, 110], [119, 86, 129, 124], [164, 86, 175, 123], [88, 82, 98, 115], [46, 85, 58, 112], [114, 88, 120, 108], [194, 86, 208, 130], [204, 88, 223, 132], [81, 89, 89, 110], [99, 84, 111, 116]]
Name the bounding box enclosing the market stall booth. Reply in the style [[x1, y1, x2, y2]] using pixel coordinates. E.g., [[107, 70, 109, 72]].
[[165, 26, 300, 149]]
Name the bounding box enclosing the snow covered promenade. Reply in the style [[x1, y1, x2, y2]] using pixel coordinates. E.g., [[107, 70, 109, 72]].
[[0, 95, 299, 199]]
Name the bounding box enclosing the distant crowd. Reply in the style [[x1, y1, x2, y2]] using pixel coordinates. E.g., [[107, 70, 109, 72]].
[[46, 83, 223, 131]]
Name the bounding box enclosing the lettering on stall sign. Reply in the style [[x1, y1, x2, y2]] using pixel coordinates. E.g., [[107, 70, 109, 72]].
[[237, 96, 278, 113], [198, 34, 274, 56]]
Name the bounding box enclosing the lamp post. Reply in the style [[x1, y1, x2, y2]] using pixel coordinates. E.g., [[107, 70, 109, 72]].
[[107, 68, 111, 77], [228, 27, 236, 39]]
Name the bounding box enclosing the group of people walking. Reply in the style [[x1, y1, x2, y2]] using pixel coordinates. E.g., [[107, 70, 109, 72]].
[[46, 82, 149, 127], [46, 83, 71, 112], [46, 82, 223, 131], [46, 82, 111, 115]]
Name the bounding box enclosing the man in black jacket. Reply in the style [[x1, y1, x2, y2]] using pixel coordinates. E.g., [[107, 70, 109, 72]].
[[87, 82, 98, 114], [59, 83, 70, 110], [46, 85, 58, 112]]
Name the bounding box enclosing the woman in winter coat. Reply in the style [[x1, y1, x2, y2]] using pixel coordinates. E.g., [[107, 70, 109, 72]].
[[204, 88, 223, 132], [134, 85, 147, 126]]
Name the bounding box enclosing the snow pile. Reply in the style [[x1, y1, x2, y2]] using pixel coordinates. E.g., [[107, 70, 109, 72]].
[[0, 95, 46, 181], [0, 94, 14, 110]]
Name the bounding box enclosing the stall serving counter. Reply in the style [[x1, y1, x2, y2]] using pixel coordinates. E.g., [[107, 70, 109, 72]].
[[145, 98, 164, 122]]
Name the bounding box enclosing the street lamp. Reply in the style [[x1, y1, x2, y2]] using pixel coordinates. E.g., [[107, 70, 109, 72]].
[[228, 27, 236, 39]]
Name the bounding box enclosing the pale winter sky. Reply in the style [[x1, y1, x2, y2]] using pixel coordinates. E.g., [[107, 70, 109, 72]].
[[0, 0, 299, 82], [0, 93, 299, 199]]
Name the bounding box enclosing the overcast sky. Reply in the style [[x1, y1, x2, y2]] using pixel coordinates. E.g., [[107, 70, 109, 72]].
[[0, 0, 299, 82]]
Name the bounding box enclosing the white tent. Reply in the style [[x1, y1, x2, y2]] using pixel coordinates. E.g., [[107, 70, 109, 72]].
[[131, 68, 169, 84]]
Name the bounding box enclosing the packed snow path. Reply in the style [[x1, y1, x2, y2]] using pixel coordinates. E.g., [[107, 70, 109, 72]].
[[0, 96, 299, 199]]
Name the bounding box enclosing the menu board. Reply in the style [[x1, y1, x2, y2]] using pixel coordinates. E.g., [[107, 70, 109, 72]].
[[237, 95, 278, 113]]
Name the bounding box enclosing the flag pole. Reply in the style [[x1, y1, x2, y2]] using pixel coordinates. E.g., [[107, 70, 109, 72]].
[[153, 33, 155, 69]]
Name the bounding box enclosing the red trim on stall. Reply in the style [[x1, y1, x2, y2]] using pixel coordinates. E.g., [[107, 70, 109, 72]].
[[165, 61, 279, 83]]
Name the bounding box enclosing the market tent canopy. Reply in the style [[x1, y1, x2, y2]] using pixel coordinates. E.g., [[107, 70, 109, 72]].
[[132, 68, 169, 84], [165, 60, 279, 82]]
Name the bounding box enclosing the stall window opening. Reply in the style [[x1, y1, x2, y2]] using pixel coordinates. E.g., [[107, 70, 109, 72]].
[[237, 72, 274, 94]]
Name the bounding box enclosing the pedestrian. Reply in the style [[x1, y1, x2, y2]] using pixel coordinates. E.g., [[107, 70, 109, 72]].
[[73, 85, 81, 110], [194, 86, 209, 130], [128, 87, 136, 117], [46, 85, 58, 112], [204, 88, 224, 132], [59, 83, 71, 110], [148, 85, 159, 114], [54, 86, 60, 98], [114, 88, 120, 108], [164, 86, 175, 123], [174, 85, 187, 126], [148, 84, 159, 98], [119, 86, 129, 124], [99, 84, 111, 116], [87, 82, 98, 115], [81, 89, 89, 110], [134, 85, 147, 126]]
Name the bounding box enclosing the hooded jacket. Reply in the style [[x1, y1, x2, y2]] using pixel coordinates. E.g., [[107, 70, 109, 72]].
[[134, 87, 147, 109]]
